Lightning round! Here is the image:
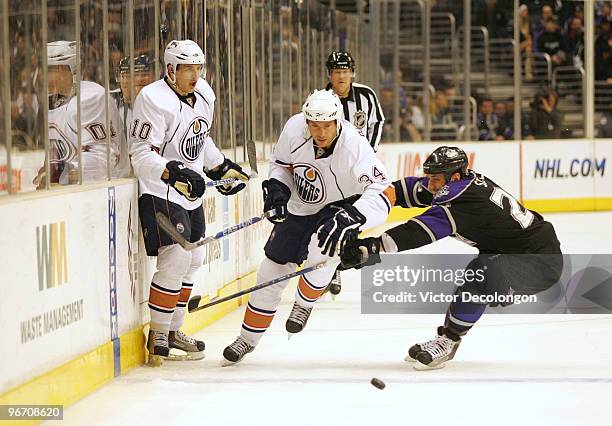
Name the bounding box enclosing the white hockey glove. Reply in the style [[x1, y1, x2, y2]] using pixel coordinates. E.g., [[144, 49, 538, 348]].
[[317, 205, 366, 257]]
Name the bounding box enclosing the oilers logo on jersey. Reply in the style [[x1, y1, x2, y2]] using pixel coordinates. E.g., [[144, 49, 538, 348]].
[[293, 163, 326, 204], [180, 117, 210, 162]]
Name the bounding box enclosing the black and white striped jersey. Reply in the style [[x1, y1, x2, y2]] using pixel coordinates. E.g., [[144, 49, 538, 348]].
[[326, 82, 385, 152]]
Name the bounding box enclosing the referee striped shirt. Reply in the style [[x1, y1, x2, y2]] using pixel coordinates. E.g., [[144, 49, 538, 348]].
[[326, 82, 385, 151]]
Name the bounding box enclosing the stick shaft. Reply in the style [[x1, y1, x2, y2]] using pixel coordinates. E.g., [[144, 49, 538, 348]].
[[188, 261, 333, 312]]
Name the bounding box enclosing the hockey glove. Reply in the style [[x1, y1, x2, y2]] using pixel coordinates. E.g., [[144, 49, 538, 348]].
[[205, 157, 250, 195], [163, 160, 206, 201], [340, 237, 382, 270], [262, 178, 291, 223], [317, 205, 367, 257]]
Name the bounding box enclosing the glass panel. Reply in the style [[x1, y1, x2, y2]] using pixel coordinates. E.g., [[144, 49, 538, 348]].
[[594, 1, 611, 138], [10, 0, 45, 192], [0, 1, 8, 195]]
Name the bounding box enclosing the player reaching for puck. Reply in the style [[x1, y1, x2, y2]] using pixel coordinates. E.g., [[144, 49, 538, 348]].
[[221, 90, 396, 365], [341, 146, 563, 370]]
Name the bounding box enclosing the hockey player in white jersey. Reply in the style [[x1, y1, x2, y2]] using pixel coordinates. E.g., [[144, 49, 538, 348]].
[[130, 40, 250, 365], [36, 40, 120, 187], [222, 90, 396, 365]]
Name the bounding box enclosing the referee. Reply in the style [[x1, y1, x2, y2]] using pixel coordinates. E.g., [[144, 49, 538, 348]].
[[323, 51, 386, 297], [325, 51, 385, 152]]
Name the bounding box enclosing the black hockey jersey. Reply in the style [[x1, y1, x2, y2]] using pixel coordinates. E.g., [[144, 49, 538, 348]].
[[385, 171, 560, 254]]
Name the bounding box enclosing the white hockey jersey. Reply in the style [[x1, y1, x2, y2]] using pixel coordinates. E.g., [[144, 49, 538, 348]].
[[269, 113, 395, 230], [48, 80, 120, 183], [129, 78, 224, 210]]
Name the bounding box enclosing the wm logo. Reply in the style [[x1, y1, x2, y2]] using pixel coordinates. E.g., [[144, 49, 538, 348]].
[[36, 221, 68, 291]]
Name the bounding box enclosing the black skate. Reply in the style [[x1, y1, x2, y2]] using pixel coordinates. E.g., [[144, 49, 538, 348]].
[[147, 329, 169, 367], [222, 336, 254, 366], [328, 271, 342, 298], [167, 330, 206, 361], [407, 327, 461, 370], [285, 302, 313, 336]]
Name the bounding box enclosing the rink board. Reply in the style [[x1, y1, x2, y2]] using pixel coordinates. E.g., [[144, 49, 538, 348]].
[[1, 139, 611, 421]]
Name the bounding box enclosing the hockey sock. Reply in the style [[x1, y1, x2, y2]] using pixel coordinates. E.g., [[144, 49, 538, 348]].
[[444, 299, 486, 337], [241, 302, 277, 345], [169, 282, 193, 331], [148, 282, 181, 333], [295, 276, 328, 307]]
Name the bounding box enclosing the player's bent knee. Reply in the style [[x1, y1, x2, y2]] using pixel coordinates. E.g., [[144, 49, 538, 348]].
[[153, 244, 193, 288]]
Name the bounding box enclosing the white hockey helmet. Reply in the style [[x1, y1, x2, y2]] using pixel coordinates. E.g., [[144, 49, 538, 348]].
[[164, 39, 205, 83], [302, 89, 343, 123], [47, 41, 77, 75]]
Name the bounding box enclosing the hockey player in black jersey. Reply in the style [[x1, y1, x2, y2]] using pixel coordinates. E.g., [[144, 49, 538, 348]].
[[340, 146, 563, 370]]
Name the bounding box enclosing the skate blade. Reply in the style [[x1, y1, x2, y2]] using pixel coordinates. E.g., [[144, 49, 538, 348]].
[[164, 351, 206, 361], [220, 357, 240, 367], [414, 360, 446, 371], [330, 293, 337, 301], [404, 354, 417, 362], [146, 354, 164, 367]]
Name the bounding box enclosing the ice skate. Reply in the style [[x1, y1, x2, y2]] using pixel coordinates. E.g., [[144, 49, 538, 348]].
[[285, 302, 313, 338], [327, 270, 342, 299], [146, 329, 170, 367], [408, 327, 461, 370], [167, 330, 206, 361], [222, 336, 255, 366]]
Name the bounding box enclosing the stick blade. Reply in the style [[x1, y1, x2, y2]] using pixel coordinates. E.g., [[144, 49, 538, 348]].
[[155, 211, 191, 249], [187, 295, 202, 312], [246, 139, 258, 174]]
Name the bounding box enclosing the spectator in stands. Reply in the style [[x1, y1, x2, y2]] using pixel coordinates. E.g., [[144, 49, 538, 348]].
[[596, 21, 612, 80], [595, 33, 612, 81], [474, 0, 510, 38], [596, 102, 612, 138], [525, 87, 562, 139], [476, 98, 500, 141], [564, 17, 584, 67], [431, 90, 453, 126], [494, 100, 513, 139], [518, 4, 534, 81], [534, 3, 554, 51], [595, 2, 611, 26], [537, 16, 568, 66]]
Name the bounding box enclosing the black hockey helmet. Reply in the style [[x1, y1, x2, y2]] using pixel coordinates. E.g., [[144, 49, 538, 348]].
[[423, 146, 469, 180], [119, 54, 153, 74], [326, 51, 355, 71]]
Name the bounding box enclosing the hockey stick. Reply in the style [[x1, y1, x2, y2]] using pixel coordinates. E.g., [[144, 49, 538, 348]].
[[246, 139, 258, 177], [187, 249, 369, 313], [155, 209, 276, 251], [173, 176, 251, 198]]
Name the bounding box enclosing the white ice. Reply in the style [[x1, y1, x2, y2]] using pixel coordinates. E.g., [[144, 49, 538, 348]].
[[50, 212, 612, 426]]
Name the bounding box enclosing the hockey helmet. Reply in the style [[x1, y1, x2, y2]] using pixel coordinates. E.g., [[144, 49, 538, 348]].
[[302, 90, 343, 123], [164, 40, 205, 83], [48, 41, 77, 75], [326, 51, 355, 71], [119, 54, 154, 74], [423, 146, 469, 180]]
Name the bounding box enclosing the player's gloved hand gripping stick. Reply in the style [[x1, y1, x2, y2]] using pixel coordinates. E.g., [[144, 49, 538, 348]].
[[155, 208, 277, 251]]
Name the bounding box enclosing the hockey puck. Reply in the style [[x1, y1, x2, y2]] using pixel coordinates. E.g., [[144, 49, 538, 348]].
[[370, 377, 386, 390]]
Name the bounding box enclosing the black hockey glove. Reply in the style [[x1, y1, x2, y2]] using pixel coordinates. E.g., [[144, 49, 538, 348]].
[[163, 160, 205, 201], [340, 237, 382, 270], [205, 157, 250, 196], [262, 178, 291, 223], [317, 205, 367, 257]]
